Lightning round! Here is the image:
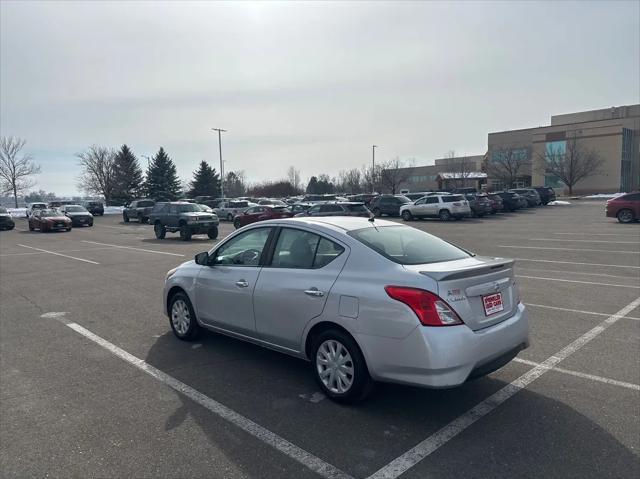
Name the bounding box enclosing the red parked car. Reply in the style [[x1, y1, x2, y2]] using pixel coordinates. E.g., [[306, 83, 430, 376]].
[[28, 209, 72, 232], [606, 192, 640, 223], [233, 205, 294, 229]]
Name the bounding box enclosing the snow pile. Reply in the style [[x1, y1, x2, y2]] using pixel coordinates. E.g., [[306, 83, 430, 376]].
[[582, 193, 625, 199], [104, 206, 124, 215], [547, 200, 571, 206], [7, 208, 27, 217]]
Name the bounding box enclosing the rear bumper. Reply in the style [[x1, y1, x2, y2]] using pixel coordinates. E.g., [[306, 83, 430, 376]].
[[356, 302, 529, 388], [186, 221, 219, 233]]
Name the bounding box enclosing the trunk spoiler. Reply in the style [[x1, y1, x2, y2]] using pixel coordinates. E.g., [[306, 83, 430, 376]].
[[418, 258, 515, 282]]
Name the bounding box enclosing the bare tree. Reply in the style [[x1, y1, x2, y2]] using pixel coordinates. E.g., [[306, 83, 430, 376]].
[[450, 155, 475, 188], [380, 157, 414, 194], [286, 166, 302, 193], [362, 163, 384, 193], [77, 145, 117, 204], [536, 134, 604, 195], [483, 147, 528, 189], [0, 136, 41, 207]]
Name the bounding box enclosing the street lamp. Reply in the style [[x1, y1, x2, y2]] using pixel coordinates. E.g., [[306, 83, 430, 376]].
[[141, 155, 152, 170], [372, 145, 378, 193], [211, 128, 227, 199]]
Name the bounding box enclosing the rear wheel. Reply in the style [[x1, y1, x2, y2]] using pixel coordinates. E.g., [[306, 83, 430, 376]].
[[226, 213, 233, 222], [138, 214, 146, 224], [123, 213, 129, 223], [179, 223, 192, 241], [439, 209, 451, 221], [29, 223, 34, 231], [311, 329, 372, 403], [169, 292, 201, 341], [207, 225, 219, 240], [617, 209, 634, 224], [154, 222, 166, 239], [401, 210, 413, 221]]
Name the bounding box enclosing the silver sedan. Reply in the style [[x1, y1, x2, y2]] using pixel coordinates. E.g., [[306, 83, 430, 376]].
[[163, 217, 529, 403]]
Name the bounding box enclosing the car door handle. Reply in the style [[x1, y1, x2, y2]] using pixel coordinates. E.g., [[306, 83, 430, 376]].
[[304, 288, 325, 297], [235, 280, 249, 288]]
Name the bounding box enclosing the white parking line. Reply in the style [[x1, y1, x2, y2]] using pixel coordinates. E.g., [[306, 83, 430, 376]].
[[516, 275, 640, 289], [554, 232, 640, 237], [81, 240, 185, 257], [528, 238, 639, 245], [500, 245, 639, 254], [513, 258, 640, 269], [525, 303, 640, 321], [65, 322, 353, 479], [17, 244, 99, 265], [1, 247, 123, 257], [512, 358, 640, 391], [367, 296, 640, 479], [517, 267, 634, 280]]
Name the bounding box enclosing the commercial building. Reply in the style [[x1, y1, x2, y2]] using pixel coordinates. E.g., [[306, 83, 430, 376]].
[[397, 154, 486, 193], [487, 104, 640, 194]]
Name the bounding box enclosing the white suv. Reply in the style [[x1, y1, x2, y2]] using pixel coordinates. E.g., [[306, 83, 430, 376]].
[[214, 200, 254, 221], [400, 194, 471, 221]]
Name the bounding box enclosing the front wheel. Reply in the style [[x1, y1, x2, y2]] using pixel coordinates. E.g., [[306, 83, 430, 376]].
[[154, 222, 166, 239], [401, 210, 413, 221], [617, 209, 634, 224], [169, 292, 201, 341], [179, 223, 192, 241], [372, 208, 382, 218], [311, 329, 372, 403], [233, 218, 242, 229], [123, 213, 129, 223], [29, 224, 34, 231], [207, 225, 219, 239], [439, 209, 451, 221]]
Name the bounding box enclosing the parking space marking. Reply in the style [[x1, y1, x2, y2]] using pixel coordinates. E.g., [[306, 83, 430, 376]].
[[517, 267, 634, 280], [512, 358, 640, 391], [65, 322, 353, 479], [554, 232, 640, 237], [81, 240, 185, 257], [17, 244, 99, 265], [525, 303, 640, 321], [513, 258, 640, 269], [528, 238, 639, 245], [516, 275, 640, 289], [1, 247, 124, 257], [367, 296, 640, 479], [500, 245, 639, 254]]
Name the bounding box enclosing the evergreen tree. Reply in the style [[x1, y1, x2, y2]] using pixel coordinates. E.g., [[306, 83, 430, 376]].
[[306, 176, 319, 194], [188, 160, 220, 198], [145, 147, 181, 200], [112, 144, 144, 205]]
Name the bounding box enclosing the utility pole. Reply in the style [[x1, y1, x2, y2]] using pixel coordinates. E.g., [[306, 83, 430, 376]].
[[211, 128, 227, 198], [372, 145, 378, 193], [141, 155, 151, 170]]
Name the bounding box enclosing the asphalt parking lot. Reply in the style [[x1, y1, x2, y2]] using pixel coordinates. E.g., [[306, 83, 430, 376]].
[[1, 202, 638, 478]]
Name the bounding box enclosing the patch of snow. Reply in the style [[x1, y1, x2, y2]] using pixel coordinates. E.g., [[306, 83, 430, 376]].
[[582, 193, 625, 199], [7, 208, 27, 217], [548, 200, 571, 206]]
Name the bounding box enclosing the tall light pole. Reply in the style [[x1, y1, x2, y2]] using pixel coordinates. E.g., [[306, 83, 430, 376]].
[[211, 128, 227, 198], [141, 155, 151, 170], [372, 145, 378, 193]]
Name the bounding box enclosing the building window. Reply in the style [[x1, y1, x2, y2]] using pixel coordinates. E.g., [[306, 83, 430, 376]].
[[544, 141, 565, 188], [621, 128, 633, 192]]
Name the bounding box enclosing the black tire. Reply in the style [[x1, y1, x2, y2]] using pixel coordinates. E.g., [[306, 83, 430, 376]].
[[310, 329, 373, 403], [401, 210, 413, 221], [207, 225, 219, 240], [154, 222, 166, 239], [617, 209, 635, 224], [123, 213, 129, 223], [66, 228, 71, 232], [372, 208, 382, 218], [179, 223, 192, 241], [226, 213, 233, 222], [29, 224, 34, 231], [168, 292, 201, 341], [138, 214, 146, 224], [88, 222, 94, 227], [233, 218, 242, 229], [439, 209, 451, 221]]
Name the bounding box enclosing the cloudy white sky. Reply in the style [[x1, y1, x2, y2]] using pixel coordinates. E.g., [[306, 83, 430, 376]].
[[1, 0, 638, 195]]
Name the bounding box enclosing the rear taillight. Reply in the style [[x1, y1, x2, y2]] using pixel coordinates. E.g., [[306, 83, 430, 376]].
[[384, 286, 463, 326]]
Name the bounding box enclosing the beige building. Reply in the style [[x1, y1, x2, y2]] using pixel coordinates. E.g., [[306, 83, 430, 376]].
[[487, 105, 640, 194], [396, 154, 486, 193]]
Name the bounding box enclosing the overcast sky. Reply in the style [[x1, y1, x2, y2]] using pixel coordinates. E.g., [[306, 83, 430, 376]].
[[1, 0, 638, 195]]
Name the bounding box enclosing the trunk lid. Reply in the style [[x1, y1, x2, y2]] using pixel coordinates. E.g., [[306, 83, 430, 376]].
[[404, 256, 518, 331]]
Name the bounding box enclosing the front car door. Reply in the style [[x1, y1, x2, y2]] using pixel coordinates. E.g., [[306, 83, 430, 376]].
[[253, 227, 348, 351], [195, 226, 273, 335]]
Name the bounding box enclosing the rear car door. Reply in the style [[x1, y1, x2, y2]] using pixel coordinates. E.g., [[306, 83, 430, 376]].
[[319, 204, 342, 216], [253, 227, 348, 351], [195, 227, 273, 335]]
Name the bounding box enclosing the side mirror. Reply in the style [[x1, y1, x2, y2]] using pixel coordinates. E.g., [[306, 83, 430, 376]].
[[194, 251, 209, 266]]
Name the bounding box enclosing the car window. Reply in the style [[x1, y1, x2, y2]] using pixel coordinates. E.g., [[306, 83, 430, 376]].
[[442, 195, 464, 202], [349, 225, 470, 265], [169, 204, 178, 214], [313, 237, 345, 268], [345, 204, 368, 212], [320, 205, 342, 213], [622, 193, 640, 200], [271, 228, 319, 268], [213, 228, 272, 266], [308, 205, 321, 214], [426, 197, 440, 204], [414, 198, 425, 205]]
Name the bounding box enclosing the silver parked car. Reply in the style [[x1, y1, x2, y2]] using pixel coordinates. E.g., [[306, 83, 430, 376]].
[[163, 217, 529, 402]]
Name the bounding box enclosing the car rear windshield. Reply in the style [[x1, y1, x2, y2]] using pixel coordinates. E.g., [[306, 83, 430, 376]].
[[66, 206, 87, 212], [270, 206, 288, 212], [442, 195, 464, 202], [349, 225, 470, 265], [178, 204, 201, 212], [345, 204, 368, 212]]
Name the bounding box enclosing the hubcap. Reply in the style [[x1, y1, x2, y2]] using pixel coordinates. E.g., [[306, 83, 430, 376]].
[[620, 210, 632, 221], [316, 339, 354, 394], [171, 299, 191, 335]]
